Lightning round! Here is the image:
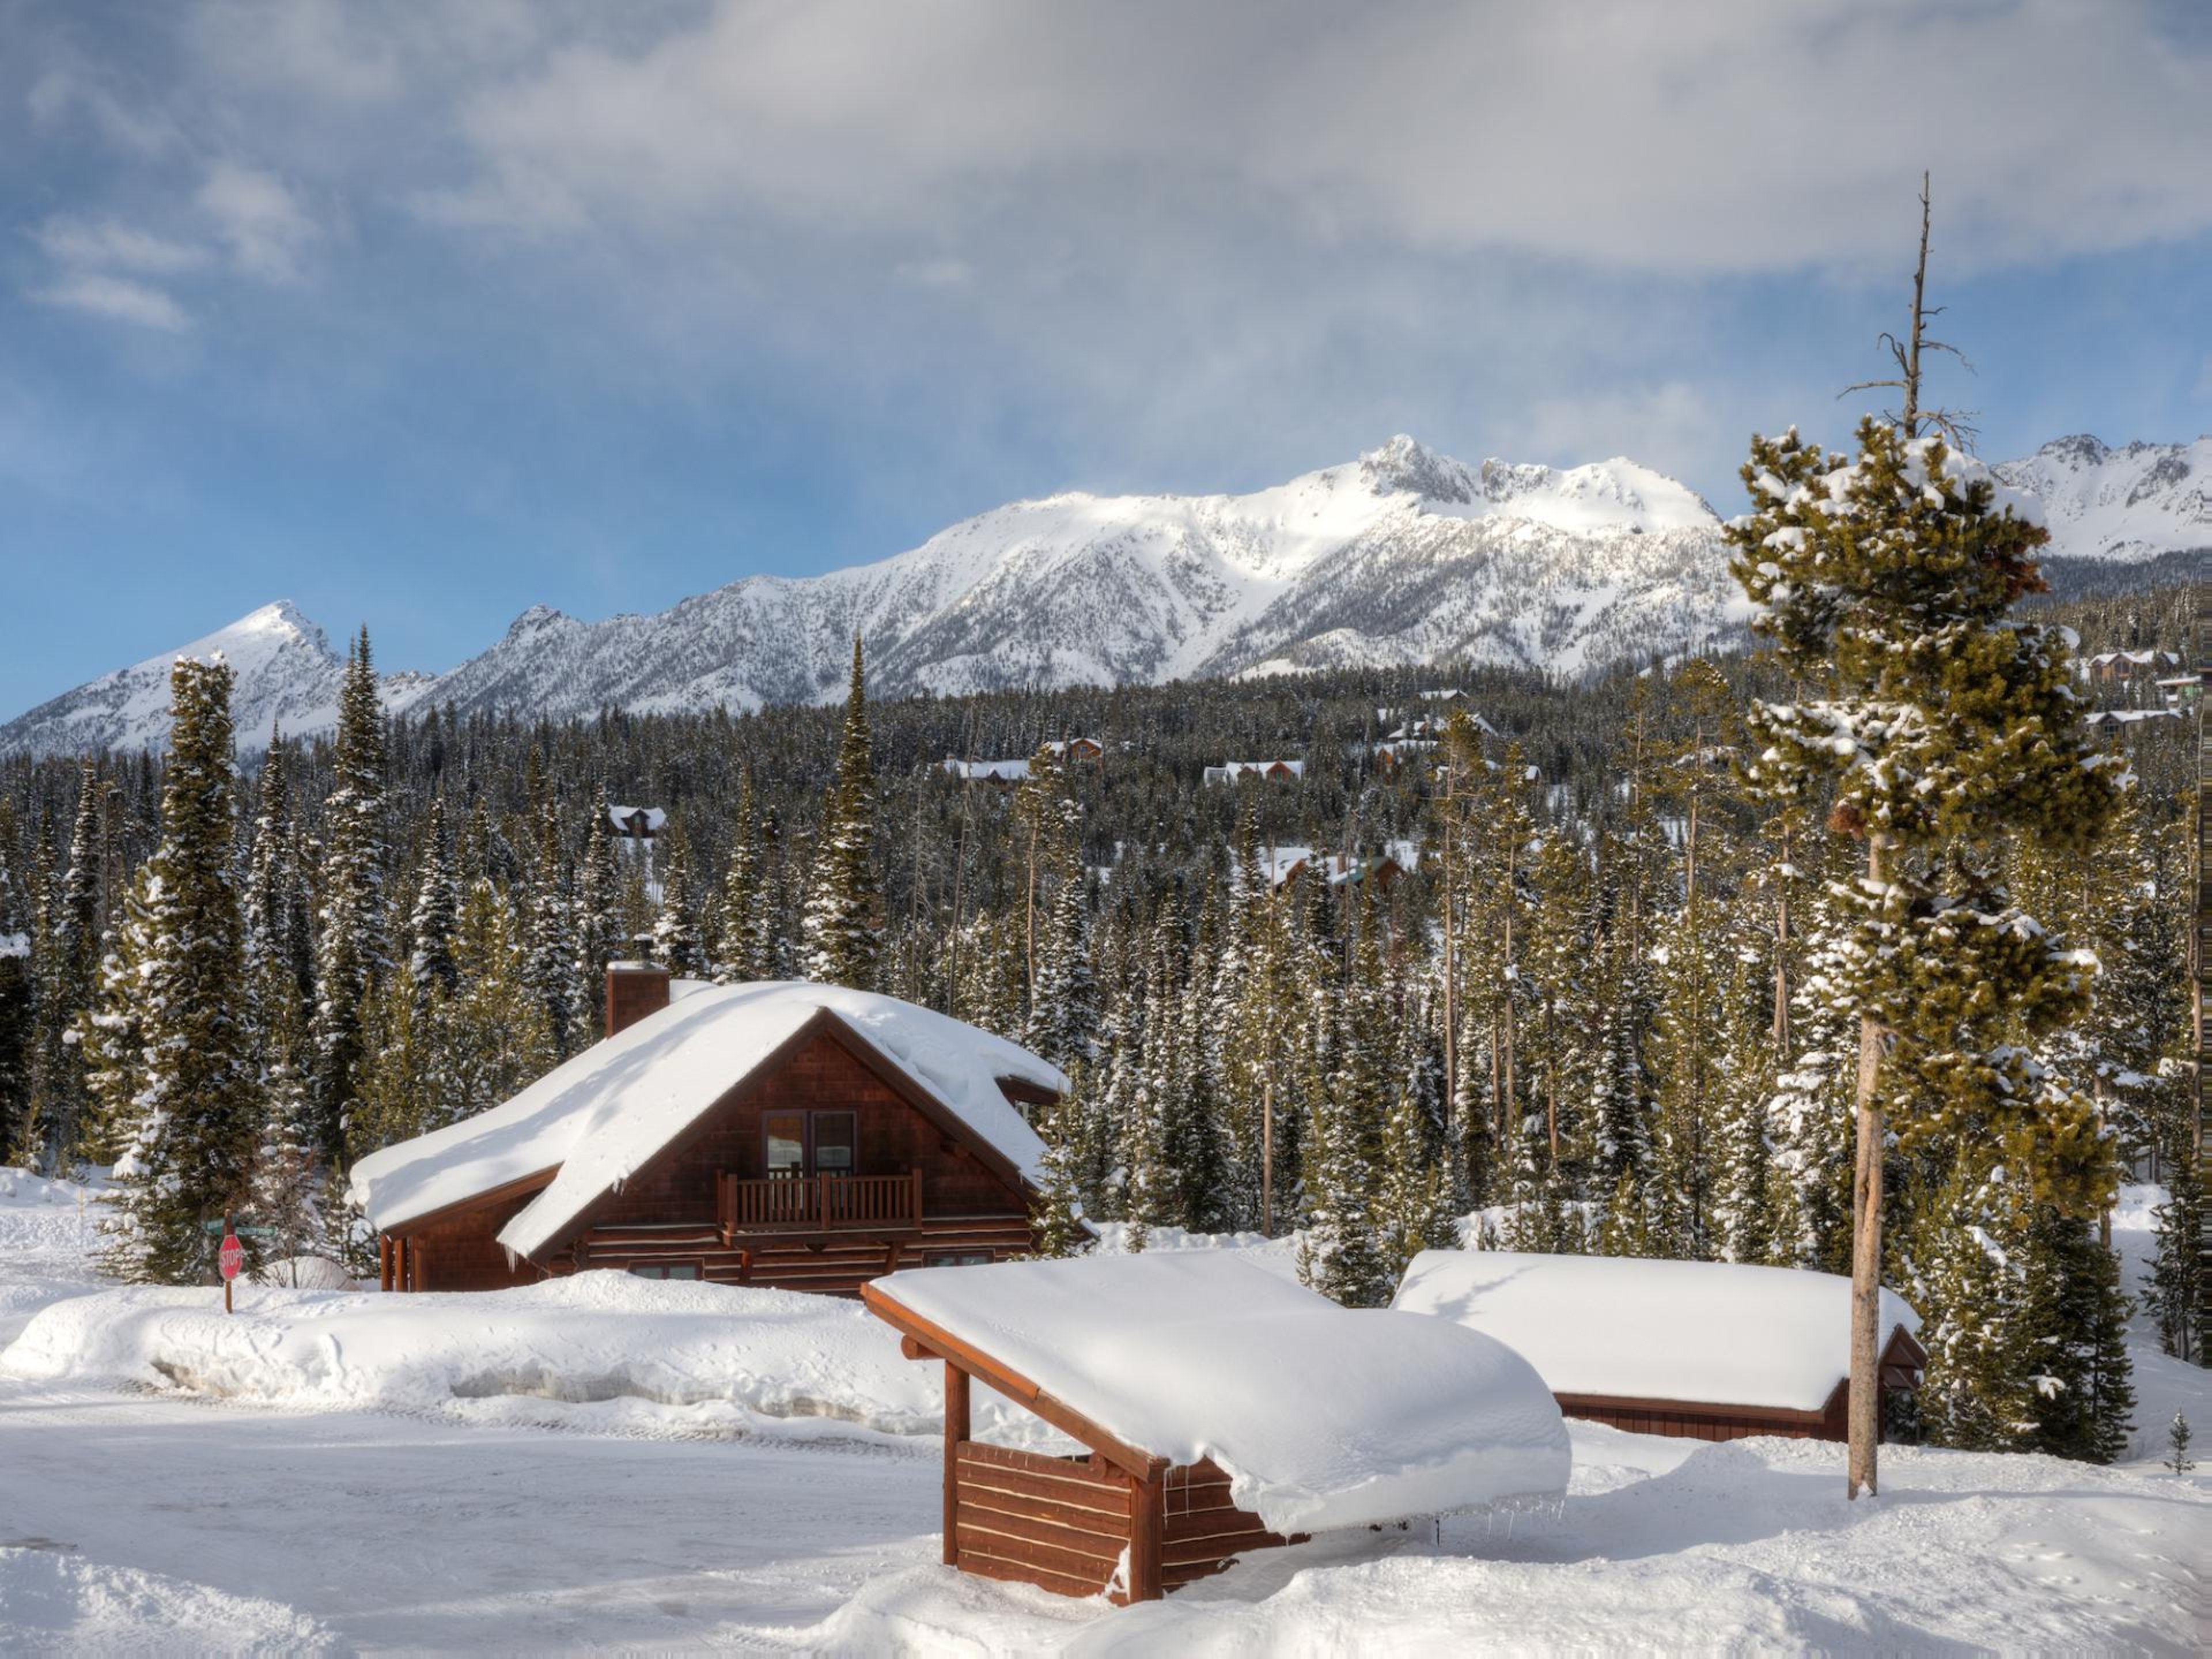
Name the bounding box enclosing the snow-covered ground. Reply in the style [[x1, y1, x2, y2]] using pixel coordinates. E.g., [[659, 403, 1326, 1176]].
[[2, 1175, 2206, 1653]]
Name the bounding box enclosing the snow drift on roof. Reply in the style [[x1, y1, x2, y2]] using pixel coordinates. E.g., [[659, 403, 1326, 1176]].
[[1393, 1250, 1921, 1414], [348, 983, 1063, 1253], [874, 1252, 1569, 1535]]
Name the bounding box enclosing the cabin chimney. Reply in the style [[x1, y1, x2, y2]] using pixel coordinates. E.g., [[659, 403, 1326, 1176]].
[[605, 960, 672, 1039]]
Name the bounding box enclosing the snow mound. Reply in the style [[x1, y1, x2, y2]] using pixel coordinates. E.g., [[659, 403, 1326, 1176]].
[[0, 1272, 1056, 1447], [1395, 1249, 1919, 1414], [0, 1547, 335, 1655], [873, 1252, 1570, 1536]]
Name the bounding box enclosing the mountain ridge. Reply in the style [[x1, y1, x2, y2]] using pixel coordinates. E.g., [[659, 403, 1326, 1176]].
[[5, 432, 2200, 757]]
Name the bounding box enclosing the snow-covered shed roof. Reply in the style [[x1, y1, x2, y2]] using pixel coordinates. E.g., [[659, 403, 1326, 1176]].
[[1393, 1250, 1921, 1415], [349, 983, 1065, 1256], [866, 1252, 1569, 1536]]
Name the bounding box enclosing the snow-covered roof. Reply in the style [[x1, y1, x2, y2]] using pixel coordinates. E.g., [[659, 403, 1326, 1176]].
[[1203, 759, 1305, 785], [349, 983, 1065, 1255], [2084, 708, 2182, 726], [938, 757, 1032, 782], [607, 804, 667, 834], [868, 1252, 1569, 1536], [1393, 1250, 1921, 1415], [0, 931, 27, 961]]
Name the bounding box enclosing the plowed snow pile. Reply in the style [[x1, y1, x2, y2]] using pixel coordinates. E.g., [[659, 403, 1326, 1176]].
[[1, 1270, 1056, 1445]]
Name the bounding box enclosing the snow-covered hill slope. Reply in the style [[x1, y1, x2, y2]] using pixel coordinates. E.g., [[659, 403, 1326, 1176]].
[[5, 433, 2200, 756], [1993, 434, 2211, 562]]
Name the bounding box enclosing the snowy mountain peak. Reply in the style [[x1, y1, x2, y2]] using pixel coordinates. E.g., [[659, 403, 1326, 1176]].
[[1359, 435, 1482, 503], [1994, 434, 2209, 562], [3, 432, 2198, 757]]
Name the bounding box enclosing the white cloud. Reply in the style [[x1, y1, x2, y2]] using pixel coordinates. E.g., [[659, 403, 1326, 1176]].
[[196, 162, 316, 283], [893, 257, 975, 291], [31, 215, 211, 275], [29, 273, 192, 332], [423, 0, 2212, 278]]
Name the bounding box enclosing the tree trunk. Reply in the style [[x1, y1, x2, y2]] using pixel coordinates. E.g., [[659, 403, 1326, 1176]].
[[1847, 838, 1888, 1500]]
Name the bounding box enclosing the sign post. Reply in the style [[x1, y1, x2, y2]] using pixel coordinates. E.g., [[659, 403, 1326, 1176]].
[[218, 1221, 243, 1314]]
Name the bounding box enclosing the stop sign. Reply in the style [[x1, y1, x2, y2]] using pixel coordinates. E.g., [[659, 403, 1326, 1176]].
[[218, 1233, 244, 1281]]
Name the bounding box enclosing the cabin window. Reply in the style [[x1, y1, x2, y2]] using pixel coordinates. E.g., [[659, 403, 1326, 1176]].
[[764, 1112, 806, 1177], [813, 1112, 857, 1175], [763, 1109, 857, 1177], [927, 1251, 994, 1267], [628, 1263, 702, 1281]]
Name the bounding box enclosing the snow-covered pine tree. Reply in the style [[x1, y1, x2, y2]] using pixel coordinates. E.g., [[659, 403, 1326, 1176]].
[[802, 637, 882, 991], [1029, 1061, 1097, 1260], [713, 771, 764, 984], [101, 656, 256, 1285], [25, 761, 101, 1165], [575, 796, 622, 1035], [649, 828, 706, 975], [436, 876, 556, 1132], [524, 794, 580, 1054], [2016, 1203, 2137, 1465], [1298, 891, 1392, 1307], [1729, 413, 2124, 1496], [407, 797, 461, 1007], [73, 862, 155, 1167], [0, 818, 32, 1164], [247, 999, 320, 1284], [310, 628, 392, 1165]]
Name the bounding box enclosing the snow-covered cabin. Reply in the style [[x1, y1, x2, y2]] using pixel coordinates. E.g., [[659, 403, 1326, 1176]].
[[350, 970, 1067, 1297], [864, 1252, 1568, 1603], [1042, 737, 1103, 763], [1202, 759, 1305, 786], [607, 804, 666, 841], [2083, 707, 2183, 735], [1394, 1250, 1926, 1443], [938, 757, 1031, 785], [2078, 648, 2180, 686], [1262, 841, 1418, 893]]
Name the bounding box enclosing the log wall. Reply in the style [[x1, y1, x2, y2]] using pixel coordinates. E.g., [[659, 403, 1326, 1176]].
[[946, 1434, 1297, 1603]]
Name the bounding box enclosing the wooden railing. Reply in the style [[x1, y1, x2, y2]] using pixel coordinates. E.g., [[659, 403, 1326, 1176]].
[[720, 1170, 923, 1238]]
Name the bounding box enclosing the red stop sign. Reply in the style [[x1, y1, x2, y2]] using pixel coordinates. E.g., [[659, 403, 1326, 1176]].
[[218, 1234, 244, 1281]]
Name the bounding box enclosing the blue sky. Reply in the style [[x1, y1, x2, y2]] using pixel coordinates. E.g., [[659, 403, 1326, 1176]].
[[3, 0, 2209, 714]]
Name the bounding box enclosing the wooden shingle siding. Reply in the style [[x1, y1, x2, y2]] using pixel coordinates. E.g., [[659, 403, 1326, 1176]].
[[952, 1443, 1130, 1599]]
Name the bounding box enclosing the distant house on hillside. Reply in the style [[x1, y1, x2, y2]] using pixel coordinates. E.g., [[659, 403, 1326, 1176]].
[[939, 757, 1031, 785], [1043, 737, 1104, 763], [2083, 707, 2184, 738], [1203, 759, 1304, 786], [350, 968, 1068, 1298], [608, 804, 666, 842], [1263, 841, 1418, 893], [1394, 1249, 1926, 1444], [2079, 649, 2181, 687]]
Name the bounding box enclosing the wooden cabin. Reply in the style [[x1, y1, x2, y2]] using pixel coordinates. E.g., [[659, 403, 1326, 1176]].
[[607, 803, 666, 841], [1043, 737, 1104, 763], [349, 969, 1068, 1298], [1395, 1249, 1927, 1444], [1202, 759, 1305, 786], [863, 1253, 1569, 1604]]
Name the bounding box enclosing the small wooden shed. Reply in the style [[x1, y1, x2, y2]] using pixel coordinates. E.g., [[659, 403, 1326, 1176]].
[[863, 1252, 1571, 1604], [1394, 1249, 1928, 1444]]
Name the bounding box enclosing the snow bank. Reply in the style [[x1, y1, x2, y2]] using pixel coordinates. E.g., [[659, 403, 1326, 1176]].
[[0, 1547, 334, 1655], [1394, 1249, 1919, 1413], [0, 1271, 1053, 1446], [347, 980, 1065, 1258], [873, 1252, 1570, 1536]]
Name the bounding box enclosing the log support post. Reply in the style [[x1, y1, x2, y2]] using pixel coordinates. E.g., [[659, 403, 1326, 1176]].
[[378, 1234, 393, 1293], [943, 1362, 969, 1567], [1127, 1469, 1164, 1603]]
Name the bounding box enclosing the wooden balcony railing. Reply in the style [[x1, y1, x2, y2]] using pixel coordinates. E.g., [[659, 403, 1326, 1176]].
[[719, 1170, 923, 1238]]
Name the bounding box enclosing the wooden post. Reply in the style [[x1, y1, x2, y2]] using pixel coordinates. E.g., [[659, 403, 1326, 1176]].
[[378, 1234, 393, 1293], [1127, 1469, 1164, 1603], [910, 1168, 925, 1229], [943, 1363, 969, 1567]]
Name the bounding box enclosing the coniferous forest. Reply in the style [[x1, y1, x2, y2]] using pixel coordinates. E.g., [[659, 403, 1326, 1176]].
[[0, 546, 2195, 1469]]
